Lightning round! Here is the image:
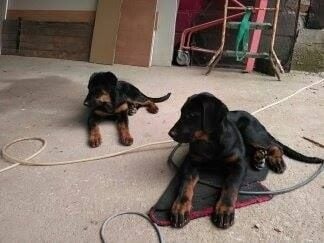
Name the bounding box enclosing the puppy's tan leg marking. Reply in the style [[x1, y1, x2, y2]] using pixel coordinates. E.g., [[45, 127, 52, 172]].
[[171, 175, 199, 228], [133, 100, 159, 114], [117, 122, 133, 146], [89, 125, 102, 148], [115, 103, 128, 113], [213, 187, 237, 229]]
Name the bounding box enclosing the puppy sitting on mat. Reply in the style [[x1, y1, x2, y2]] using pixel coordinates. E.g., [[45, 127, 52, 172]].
[[84, 71, 171, 147], [168, 92, 323, 229]]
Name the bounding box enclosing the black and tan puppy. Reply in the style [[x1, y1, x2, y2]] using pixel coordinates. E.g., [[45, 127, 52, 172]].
[[168, 92, 248, 229], [168, 92, 323, 229], [84, 71, 171, 147]]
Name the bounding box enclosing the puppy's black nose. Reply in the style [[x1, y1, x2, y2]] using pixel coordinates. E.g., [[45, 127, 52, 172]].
[[168, 130, 177, 139]]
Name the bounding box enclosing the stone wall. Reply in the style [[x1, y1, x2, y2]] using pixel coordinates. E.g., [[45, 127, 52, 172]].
[[291, 29, 324, 72]]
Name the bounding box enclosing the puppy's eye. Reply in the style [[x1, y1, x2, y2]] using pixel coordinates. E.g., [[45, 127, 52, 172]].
[[186, 113, 197, 119]]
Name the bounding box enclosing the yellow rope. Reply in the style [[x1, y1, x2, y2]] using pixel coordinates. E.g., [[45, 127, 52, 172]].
[[1, 138, 174, 173]]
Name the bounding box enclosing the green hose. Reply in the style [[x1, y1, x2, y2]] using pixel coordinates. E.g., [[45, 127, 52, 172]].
[[235, 9, 252, 62]]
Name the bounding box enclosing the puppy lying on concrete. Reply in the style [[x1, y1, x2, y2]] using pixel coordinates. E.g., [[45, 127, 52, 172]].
[[168, 92, 323, 229], [84, 71, 171, 147]]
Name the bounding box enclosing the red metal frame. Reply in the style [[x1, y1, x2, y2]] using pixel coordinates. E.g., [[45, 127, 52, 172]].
[[205, 0, 284, 79], [178, 0, 280, 74], [245, 0, 268, 72], [179, 0, 245, 55]]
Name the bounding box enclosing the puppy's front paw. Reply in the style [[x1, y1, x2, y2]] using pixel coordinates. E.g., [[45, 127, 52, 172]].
[[212, 203, 235, 229], [89, 133, 102, 148], [171, 199, 192, 228], [120, 135, 134, 146]]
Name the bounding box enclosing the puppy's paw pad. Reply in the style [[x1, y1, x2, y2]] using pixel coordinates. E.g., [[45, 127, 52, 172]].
[[128, 109, 137, 116], [128, 106, 137, 116], [120, 136, 134, 146], [252, 150, 267, 170], [170, 200, 191, 228], [212, 204, 235, 229], [89, 135, 102, 148], [253, 149, 267, 162]]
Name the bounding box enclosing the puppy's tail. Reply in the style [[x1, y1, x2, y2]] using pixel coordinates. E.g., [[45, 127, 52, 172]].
[[274, 139, 323, 164], [147, 93, 171, 103]]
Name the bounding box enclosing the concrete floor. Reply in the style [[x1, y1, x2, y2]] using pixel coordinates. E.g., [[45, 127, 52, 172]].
[[0, 55, 323, 243]]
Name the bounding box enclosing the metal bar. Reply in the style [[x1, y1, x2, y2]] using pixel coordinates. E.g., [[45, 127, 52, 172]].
[[224, 50, 270, 58], [206, 52, 222, 75], [186, 46, 217, 54], [232, 0, 245, 8], [207, 49, 221, 66], [219, 0, 229, 53], [270, 55, 281, 80], [270, 0, 280, 51], [179, 12, 244, 51], [182, 12, 244, 36], [206, 0, 229, 74], [227, 22, 272, 29], [227, 6, 276, 10], [272, 50, 285, 73], [245, 0, 268, 72], [179, 29, 187, 51], [187, 32, 193, 47]]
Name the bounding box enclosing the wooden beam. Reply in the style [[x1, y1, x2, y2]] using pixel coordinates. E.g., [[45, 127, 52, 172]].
[[7, 10, 96, 23], [90, 0, 123, 65], [115, 0, 157, 67], [1, 20, 93, 61]]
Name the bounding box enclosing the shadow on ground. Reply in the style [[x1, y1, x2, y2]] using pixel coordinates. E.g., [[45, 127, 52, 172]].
[[0, 76, 88, 128]]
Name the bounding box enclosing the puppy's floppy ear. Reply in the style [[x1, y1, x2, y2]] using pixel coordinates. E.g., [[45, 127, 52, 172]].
[[104, 71, 118, 87], [87, 72, 98, 90], [84, 73, 98, 107], [202, 95, 228, 133], [114, 90, 127, 108]]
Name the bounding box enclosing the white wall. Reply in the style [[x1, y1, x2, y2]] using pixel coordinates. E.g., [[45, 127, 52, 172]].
[[151, 0, 178, 66], [8, 0, 97, 11]]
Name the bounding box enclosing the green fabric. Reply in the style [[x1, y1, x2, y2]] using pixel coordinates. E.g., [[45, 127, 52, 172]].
[[235, 10, 252, 61]]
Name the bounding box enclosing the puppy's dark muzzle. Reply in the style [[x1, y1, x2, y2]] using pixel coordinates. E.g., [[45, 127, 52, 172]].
[[169, 127, 190, 143], [85, 99, 114, 113], [168, 130, 178, 140]]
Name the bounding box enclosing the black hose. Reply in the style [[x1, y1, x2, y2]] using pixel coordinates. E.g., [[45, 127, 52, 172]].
[[168, 143, 323, 195]]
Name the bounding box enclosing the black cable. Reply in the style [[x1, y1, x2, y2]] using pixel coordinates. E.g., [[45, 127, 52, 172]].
[[100, 212, 163, 243]]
